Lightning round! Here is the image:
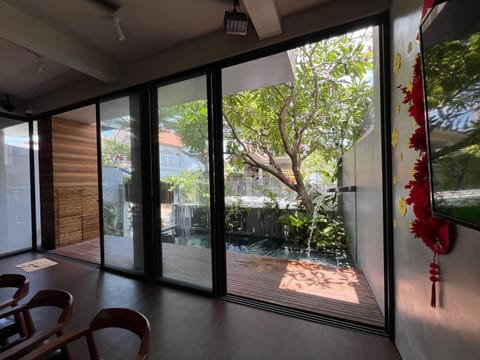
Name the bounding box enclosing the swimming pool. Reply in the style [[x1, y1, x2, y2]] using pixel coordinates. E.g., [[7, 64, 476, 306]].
[[165, 232, 352, 268]]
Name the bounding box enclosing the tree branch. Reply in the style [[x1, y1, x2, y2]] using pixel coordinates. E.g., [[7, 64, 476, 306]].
[[242, 156, 297, 192], [278, 85, 296, 158]]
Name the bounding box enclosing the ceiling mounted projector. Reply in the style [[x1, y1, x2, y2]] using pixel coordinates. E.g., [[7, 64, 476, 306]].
[[224, 0, 248, 36]]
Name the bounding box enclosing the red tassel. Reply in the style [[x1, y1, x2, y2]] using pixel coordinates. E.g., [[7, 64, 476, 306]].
[[429, 253, 439, 308], [431, 282, 436, 307]]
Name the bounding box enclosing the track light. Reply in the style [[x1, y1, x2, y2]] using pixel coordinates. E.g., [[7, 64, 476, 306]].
[[224, 0, 248, 36]]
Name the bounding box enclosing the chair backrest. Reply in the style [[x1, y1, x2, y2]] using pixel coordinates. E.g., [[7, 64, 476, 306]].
[[16, 307, 151, 360], [0, 274, 29, 310], [86, 308, 151, 360], [0, 289, 73, 360], [21, 289, 74, 336]]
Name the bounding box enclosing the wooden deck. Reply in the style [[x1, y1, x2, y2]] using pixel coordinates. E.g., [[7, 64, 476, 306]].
[[51, 238, 384, 327]]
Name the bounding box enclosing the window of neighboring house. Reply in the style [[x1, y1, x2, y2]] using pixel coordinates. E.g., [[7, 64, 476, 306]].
[[161, 152, 174, 165]]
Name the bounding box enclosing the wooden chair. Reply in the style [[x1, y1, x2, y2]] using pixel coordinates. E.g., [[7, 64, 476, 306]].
[[0, 274, 29, 311], [18, 307, 151, 360], [0, 289, 73, 360], [0, 274, 30, 344]]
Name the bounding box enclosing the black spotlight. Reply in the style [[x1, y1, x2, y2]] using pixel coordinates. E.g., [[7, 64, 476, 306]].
[[224, 0, 248, 36]]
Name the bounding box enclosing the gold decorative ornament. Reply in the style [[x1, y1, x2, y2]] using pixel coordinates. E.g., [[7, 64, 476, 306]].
[[406, 82, 413, 93], [393, 53, 402, 74], [411, 168, 416, 181], [391, 128, 399, 148], [398, 196, 407, 217]]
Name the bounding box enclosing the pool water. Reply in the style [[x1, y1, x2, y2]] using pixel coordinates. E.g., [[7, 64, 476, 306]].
[[167, 233, 352, 268]]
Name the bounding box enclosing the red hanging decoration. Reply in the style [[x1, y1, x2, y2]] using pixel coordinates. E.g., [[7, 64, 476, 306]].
[[401, 56, 455, 256], [399, 0, 456, 307], [421, 0, 436, 19], [429, 253, 439, 307]]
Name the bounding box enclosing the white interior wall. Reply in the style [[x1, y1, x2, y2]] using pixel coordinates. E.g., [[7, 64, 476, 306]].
[[391, 0, 480, 359], [340, 26, 385, 316], [341, 149, 357, 262]]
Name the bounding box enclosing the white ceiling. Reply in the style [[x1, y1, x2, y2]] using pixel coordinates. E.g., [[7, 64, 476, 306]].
[[58, 49, 297, 123], [0, 0, 331, 109]]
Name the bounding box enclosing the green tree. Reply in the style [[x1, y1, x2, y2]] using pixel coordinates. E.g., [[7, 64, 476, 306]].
[[102, 138, 131, 167], [163, 169, 209, 204], [159, 100, 209, 171], [424, 32, 480, 117], [159, 30, 374, 214], [223, 30, 373, 213]]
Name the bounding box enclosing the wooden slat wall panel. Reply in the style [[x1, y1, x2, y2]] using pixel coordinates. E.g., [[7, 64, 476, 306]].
[[56, 188, 82, 217], [50, 117, 100, 246], [52, 117, 98, 188], [54, 187, 100, 246], [82, 188, 99, 241], [57, 215, 83, 245]]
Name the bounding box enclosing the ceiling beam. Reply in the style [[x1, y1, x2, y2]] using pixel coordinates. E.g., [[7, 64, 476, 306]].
[[0, 1, 119, 83], [242, 0, 282, 40]]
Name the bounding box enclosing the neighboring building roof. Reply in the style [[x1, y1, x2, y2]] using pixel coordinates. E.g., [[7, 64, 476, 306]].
[[159, 131, 183, 148]]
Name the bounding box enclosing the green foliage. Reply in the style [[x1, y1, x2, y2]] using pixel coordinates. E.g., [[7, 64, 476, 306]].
[[225, 200, 245, 232], [278, 211, 311, 245], [223, 29, 374, 213], [103, 202, 123, 236], [278, 193, 346, 251], [424, 32, 480, 117], [159, 100, 209, 169], [434, 151, 480, 188], [278, 211, 346, 251], [163, 169, 209, 204], [423, 33, 480, 134], [311, 215, 346, 251], [101, 138, 130, 167], [157, 29, 375, 215]]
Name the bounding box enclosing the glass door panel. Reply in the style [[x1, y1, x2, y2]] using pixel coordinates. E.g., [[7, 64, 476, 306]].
[[99, 95, 144, 274], [157, 76, 212, 289], [33, 121, 41, 248], [221, 27, 385, 326], [0, 118, 32, 253]]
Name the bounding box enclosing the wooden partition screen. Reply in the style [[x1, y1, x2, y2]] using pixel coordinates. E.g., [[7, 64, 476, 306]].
[[39, 117, 99, 249]]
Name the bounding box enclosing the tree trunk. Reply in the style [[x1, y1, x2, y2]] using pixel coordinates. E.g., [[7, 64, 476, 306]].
[[298, 187, 314, 215]]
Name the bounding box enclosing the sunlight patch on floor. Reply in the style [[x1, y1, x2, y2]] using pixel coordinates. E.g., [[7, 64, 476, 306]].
[[278, 260, 360, 304]]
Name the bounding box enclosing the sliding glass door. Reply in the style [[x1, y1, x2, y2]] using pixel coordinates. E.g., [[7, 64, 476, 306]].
[[220, 26, 386, 326], [99, 95, 145, 273], [156, 76, 212, 290], [0, 118, 32, 253], [92, 21, 388, 329], [97, 79, 213, 287]]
